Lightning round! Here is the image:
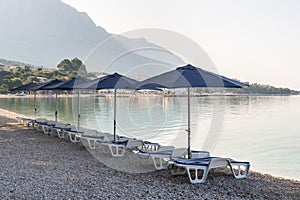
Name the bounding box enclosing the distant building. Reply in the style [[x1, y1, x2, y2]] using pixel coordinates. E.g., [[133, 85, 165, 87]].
[[37, 77, 48, 83], [0, 63, 5, 72], [8, 65, 22, 72]]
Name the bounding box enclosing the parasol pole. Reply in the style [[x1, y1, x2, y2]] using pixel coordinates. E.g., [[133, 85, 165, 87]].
[[187, 87, 191, 159], [55, 90, 58, 122], [113, 89, 117, 142], [77, 88, 80, 132], [34, 91, 37, 119]]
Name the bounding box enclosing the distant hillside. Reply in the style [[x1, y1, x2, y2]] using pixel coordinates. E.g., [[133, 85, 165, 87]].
[[0, 0, 182, 72], [0, 58, 34, 67], [0, 0, 110, 67], [236, 83, 299, 95], [0, 56, 298, 96]]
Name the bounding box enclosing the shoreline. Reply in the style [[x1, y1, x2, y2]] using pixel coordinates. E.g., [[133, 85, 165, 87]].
[[0, 109, 299, 199], [0, 107, 299, 182], [0, 93, 299, 99]]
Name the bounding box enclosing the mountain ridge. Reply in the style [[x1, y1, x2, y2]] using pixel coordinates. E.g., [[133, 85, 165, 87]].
[[0, 0, 110, 67]]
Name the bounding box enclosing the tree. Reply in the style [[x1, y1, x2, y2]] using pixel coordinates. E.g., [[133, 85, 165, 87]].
[[0, 84, 8, 94], [77, 64, 87, 77], [57, 59, 72, 72], [24, 65, 31, 72], [71, 57, 87, 76], [71, 58, 82, 71], [9, 78, 22, 88], [57, 58, 87, 77]]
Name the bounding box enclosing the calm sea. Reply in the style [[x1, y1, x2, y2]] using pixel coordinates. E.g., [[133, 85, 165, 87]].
[[0, 94, 299, 180]]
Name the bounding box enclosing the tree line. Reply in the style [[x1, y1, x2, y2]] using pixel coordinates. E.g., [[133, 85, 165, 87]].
[[234, 83, 299, 95], [0, 58, 299, 95], [0, 58, 95, 93]]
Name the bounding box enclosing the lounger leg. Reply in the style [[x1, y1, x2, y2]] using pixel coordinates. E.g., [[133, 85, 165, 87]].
[[36, 124, 41, 131], [57, 130, 65, 139], [230, 162, 250, 179], [87, 139, 96, 149], [25, 120, 32, 127], [108, 144, 125, 157], [185, 166, 208, 184], [68, 133, 80, 143], [42, 126, 51, 135], [151, 156, 167, 170], [27, 121, 32, 127]]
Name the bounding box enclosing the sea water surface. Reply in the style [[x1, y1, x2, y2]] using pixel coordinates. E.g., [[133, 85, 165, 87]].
[[0, 94, 299, 180]]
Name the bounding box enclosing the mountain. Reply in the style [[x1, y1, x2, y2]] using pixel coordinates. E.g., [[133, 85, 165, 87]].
[[0, 0, 110, 67], [0, 0, 183, 74], [0, 58, 34, 67]]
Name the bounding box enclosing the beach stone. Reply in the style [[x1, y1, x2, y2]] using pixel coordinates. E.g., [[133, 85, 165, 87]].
[[0, 111, 299, 199]]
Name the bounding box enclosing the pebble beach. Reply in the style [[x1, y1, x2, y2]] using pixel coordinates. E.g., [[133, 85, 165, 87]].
[[0, 109, 299, 199]]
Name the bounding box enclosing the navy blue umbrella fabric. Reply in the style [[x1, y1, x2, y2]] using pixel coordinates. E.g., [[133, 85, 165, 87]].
[[42, 77, 92, 130], [82, 73, 139, 90], [34, 79, 63, 90], [42, 77, 91, 90], [136, 64, 248, 89], [136, 64, 248, 158], [79, 73, 140, 142], [10, 82, 43, 91]]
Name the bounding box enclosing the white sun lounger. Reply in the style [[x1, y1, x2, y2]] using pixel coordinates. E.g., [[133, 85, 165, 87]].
[[16, 117, 34, 127], [32, 118, 48, 131], [169, 157, 250, 184], [40, 120, 57, 135], [101, 139, 144, 157], [79, 131, 113, 149], [143, 141, 160, 151], [50, 123, 72, 139], [64, 127, 84, 143], [138, 146, 175, 170]]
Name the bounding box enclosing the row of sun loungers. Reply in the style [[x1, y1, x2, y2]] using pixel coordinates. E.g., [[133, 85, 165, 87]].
[[16, 116, 250, 184]]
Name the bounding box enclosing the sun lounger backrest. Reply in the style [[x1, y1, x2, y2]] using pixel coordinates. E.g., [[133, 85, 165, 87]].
[[158, 146, 175, 151], [55, 122, 66, 127], [47, 120, 56, 125], [69, 125, 77, 131], [126, 139, 144, 150], [158, 146, 175, 153], [84, 129, 97, 136], [191, 151, 210, 158], [171, 148, 189, 158], [36, 118, 47, 123], [208, 158, 229, 169]]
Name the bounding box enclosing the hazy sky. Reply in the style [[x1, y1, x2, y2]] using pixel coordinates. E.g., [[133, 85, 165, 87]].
[[61, 0, 300, 89]]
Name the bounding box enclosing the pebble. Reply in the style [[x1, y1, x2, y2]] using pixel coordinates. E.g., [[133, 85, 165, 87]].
[[0, 113, 299, 199]]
